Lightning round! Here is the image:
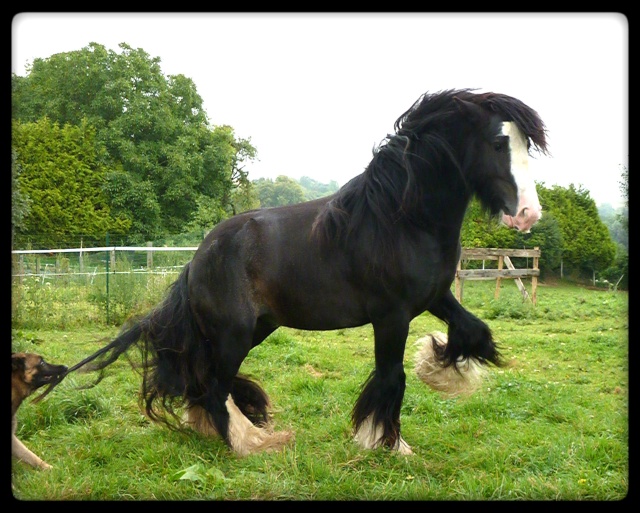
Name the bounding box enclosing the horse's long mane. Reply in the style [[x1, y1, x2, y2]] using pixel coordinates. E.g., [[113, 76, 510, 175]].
[[312, 89, 549, 261]]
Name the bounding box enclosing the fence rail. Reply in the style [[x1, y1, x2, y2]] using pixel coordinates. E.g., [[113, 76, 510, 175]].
[[11, 246, 199, 254], [11, 244, 200, 326], [455, 247, 540, 305], [12, 244, 199, 278], [12, 244, 541, 327]]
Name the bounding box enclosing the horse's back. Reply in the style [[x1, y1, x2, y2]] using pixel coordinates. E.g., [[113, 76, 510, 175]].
[[187, 197, 369, 330]]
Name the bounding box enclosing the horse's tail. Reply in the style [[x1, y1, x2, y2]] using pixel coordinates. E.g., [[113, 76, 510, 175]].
[[45, 262, 208, 429], [31, 301, 151, 404]]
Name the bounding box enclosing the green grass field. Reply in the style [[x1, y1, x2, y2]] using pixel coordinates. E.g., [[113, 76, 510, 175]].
[[11, 279, 628, 500]]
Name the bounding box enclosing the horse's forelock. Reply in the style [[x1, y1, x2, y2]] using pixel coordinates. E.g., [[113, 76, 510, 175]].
[[393, 88, 474, 135], [396, 89, 549, 156], [475, 93, 549, 156]]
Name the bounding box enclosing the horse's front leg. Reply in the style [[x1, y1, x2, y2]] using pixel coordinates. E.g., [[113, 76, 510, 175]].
[[428, 289, 503, 368], [352, 310, 413, 455]]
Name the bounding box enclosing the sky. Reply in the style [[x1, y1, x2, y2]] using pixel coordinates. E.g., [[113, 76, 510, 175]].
[[12, 12, 629, 208]]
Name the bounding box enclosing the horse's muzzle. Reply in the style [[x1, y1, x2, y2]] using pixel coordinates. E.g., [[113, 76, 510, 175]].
[[502, 205, 542, 233]]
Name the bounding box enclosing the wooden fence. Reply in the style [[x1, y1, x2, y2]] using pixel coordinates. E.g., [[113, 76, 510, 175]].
[[455, 247, 540, 305]]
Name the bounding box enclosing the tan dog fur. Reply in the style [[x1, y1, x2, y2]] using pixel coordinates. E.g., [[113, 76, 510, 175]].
[[11, 352, 67, 470]]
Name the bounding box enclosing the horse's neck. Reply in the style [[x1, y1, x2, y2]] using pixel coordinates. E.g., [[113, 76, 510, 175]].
[[399, 131, 472, 231], [410, 172, 471, 238]]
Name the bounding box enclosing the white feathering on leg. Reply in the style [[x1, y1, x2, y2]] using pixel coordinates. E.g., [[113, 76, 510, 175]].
[[413, 331, 487, 397], [183, 397, 293, 456], [353, 415, 413, 455]]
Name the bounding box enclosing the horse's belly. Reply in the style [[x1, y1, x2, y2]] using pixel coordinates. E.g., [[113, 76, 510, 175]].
[[280, 310, 368, 331], [262, 284, 368, 331]]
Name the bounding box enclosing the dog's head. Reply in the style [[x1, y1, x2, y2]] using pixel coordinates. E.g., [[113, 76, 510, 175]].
[[12, 352, 68, 393]]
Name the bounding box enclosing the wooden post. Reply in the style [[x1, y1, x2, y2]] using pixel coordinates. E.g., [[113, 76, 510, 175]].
[[456, 247, 540, 306], [494, 255, 503, 299], [455, 258, 463, 303], [532, 246, 539, 305], [18, 254, 25, 285], [79, 239, 84, 273], [504, 256, 529, 301], [147, 241, 153, 269]]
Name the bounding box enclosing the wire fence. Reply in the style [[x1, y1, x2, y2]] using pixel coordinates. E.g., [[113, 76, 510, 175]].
[[11, 243, 199, 328], [12, 245, 198, 277]]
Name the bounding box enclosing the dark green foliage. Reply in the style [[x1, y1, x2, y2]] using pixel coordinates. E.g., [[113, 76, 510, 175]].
[[252, 175, 339, 208], [12, 42, 257, 241], [12, 118, 130, 248], [512, 209, 563, 277], [253, 176, 306, 207], [618, 165, 628, 231], [596, 167, 628, 290], [11, 149, 31, 247], [599, 204, 628, 251], [599, 245, 628, 290], [537, 184, 616, 278], [298, 176, 340, 200], [460, 182, 617, 281]]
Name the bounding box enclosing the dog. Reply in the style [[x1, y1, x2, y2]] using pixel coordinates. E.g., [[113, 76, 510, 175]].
[[12, 352, 67, 470]]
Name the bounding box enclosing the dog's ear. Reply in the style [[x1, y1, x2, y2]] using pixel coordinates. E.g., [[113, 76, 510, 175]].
[[12, 353, 26, 373]]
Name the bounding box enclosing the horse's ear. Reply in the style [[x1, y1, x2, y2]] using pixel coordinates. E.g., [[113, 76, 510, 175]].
[[454, 97, 487, 126]]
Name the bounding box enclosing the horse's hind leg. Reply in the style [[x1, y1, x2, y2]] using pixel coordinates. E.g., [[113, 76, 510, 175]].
[[231, 318, 278, 425], [183, 323, 292, 456], [352, 311, 413, 455], [184, 395, 293, 457]]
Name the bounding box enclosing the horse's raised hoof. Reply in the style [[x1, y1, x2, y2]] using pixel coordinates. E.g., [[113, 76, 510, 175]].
[[183, 398, 294, 457], [413, 331, 487, 397], [353, 415, 414, 455]]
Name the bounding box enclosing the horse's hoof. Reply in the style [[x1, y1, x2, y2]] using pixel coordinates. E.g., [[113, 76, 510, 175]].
[[225, 396, 294, 456], [413, 331, 487, 397], [354, 415, 413, 454], [183, 400, 294, 456], [232, 428, 294, 457], [395, 437, 414, 455]]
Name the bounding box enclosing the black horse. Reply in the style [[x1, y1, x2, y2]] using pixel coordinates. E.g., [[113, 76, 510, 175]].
[[58, 89, 548, 456]]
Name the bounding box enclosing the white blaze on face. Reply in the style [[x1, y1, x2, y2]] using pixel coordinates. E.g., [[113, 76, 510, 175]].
[[501, 121, 542, 233]]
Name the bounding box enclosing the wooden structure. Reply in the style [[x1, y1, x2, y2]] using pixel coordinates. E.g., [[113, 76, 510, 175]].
[[455, 247, 540, 305]]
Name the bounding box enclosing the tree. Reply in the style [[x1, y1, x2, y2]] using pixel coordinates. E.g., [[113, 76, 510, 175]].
[[11, 149, 31, 249], [599, 203, 628, 251], [511, 210, 563, 278], [618, 165, 628, 232], [100, 168, 162, 241], [598, 166, 629, 289], [253, 176, 306, 207], [460, 198, 505, 248], [12, 118, 130, 248], [537, 184, 616, 279], [12, 42, 257, 239], [299, 176, 340, 200]]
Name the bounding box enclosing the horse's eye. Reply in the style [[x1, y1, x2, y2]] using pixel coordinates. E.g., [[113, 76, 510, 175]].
[[493, 135, 509, 153]]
